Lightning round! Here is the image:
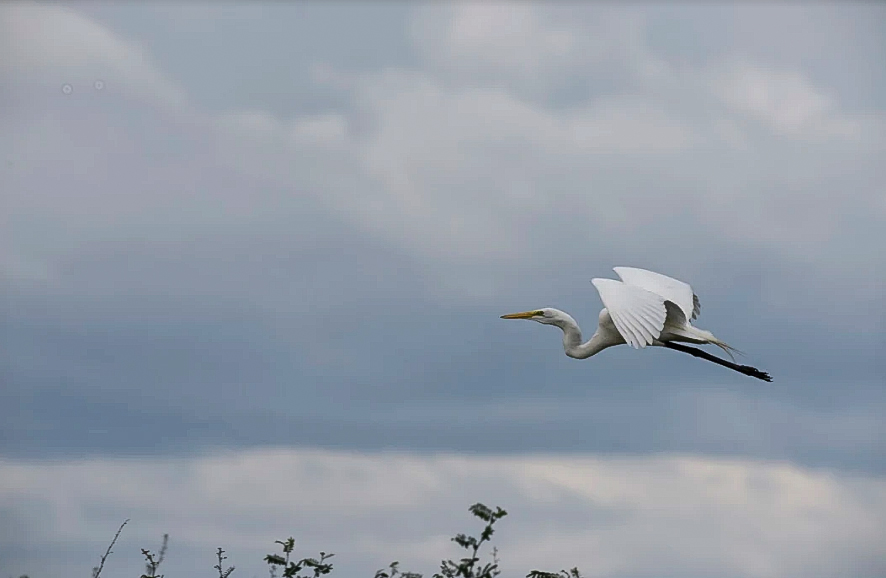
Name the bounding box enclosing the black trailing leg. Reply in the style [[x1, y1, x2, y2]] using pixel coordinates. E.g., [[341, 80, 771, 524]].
[[663, 342, 772, 382]]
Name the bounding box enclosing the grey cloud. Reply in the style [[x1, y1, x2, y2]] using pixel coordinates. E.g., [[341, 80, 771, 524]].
[[75, 3, 420, 118], [1, 450, 885, 578], [0, 2, 185, 107], [4, 3, 883, 310]]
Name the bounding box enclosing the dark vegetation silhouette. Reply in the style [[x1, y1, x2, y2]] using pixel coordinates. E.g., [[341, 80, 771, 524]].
[[17, 503, 580, 578]]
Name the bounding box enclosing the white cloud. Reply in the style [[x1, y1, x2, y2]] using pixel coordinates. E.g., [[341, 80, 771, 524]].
[[1, 450, 885, 578], [0, 2, 185, 107], [411, 4, 659, 97], [415, 4, 576, 77], [211, 6, 883, 306], [214, 67, 698, 270], [215, 109, 279, 137], [712, 63, 860, 138], [237, 57, 883, 311], [2, 3, 883, 315]]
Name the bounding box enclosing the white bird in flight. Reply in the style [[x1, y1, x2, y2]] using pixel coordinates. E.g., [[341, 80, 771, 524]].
[[501, 267, 772, 381]]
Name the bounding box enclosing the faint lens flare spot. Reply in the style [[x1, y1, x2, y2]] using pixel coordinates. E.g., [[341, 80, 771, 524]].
[[94, 79, 105, 90], [61, 83, 73, 95]]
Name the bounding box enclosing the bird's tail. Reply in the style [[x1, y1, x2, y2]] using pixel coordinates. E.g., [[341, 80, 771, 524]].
[[674, 325, 744, 362], [709, 337, 743, 362]]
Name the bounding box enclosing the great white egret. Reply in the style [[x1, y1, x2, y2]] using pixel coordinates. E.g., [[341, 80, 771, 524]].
[[501, 267, 772, 382]]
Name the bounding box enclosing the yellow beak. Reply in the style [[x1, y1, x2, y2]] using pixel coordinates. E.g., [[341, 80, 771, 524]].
[[500, 310, 543, 320]]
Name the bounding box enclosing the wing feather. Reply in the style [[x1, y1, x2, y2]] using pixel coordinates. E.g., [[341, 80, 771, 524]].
[[613, 309, 652, 344], [591, 278, 667, 348], [613, 266, 701, 321]]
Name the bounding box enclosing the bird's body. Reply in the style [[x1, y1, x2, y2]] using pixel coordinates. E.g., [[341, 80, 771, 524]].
[[501, 267, 771, 381]]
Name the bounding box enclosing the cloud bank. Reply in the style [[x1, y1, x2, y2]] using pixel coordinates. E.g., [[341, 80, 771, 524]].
[[2, 449, 885, 578]]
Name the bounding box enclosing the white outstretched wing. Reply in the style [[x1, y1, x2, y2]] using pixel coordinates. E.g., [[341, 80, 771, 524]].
[[613, 266, 701, 321], [591, 278, 667, 349]]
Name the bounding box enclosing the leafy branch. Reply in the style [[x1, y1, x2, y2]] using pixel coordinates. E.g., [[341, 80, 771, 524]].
[[264, 537, 334, 578], [433, 503, 507, 578]]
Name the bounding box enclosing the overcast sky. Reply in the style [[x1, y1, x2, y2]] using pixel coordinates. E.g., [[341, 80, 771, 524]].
[[2, 2, 885, 577]]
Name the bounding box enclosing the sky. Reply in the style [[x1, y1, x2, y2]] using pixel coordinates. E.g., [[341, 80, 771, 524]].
[[1, 2, 885, 577]]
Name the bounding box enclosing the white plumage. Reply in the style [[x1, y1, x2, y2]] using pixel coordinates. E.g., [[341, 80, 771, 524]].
[[612, 266, 700, 321]]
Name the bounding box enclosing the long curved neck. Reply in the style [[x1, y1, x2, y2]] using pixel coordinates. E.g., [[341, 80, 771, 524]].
[[554, 312, 610, 359]]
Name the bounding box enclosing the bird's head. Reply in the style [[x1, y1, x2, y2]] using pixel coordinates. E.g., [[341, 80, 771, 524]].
[[500, 308, 563, 326]]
